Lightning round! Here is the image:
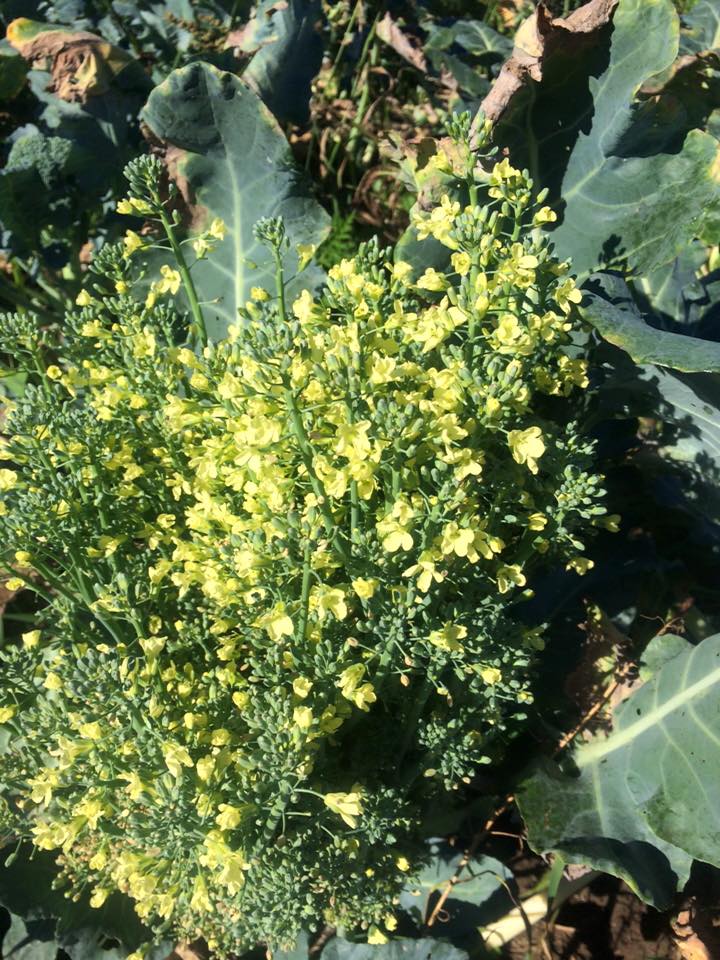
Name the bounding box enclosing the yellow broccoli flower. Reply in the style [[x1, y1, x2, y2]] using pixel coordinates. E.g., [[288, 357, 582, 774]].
[[479, 666, 502, 685], [209, 217, 226, 240], [323, 789, 364, 828], [416, 267, 448, 291], [313, 586, 348, 622], [351, 578, 378, 600], [157, 265, 181, 296], [293, 706, 314, 729], [0, 469, 18, 491], [508, 427, 546, 474], [496, 564, 526, 594], [215, 804, 243, 831], [256, 606, 294, 641], [428, 623, 467, 652], [123, 230, 144, 257], [451, 251, 472, 275], [162, 742, 194, 778]]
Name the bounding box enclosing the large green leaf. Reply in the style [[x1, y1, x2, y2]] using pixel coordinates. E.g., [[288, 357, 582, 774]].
[[488, 1, 617, 199], [2, 914, 57, 960], [0, 41, 28, 100], [680, 0, 720, 55], [520, 630, 720, 908], [241, 0, 323, 124], [323, 939, 467, 960], [631, 242, 708, 325], [423, 20, 511, 99], [141, 62, 330, 340], [0, 904, 168, 960], [646, 366, 720, 527], [591, 358, 720, 529], [550, 0, 720, 277], [399, 847, 511, 924], [582, 273, 720, 372]]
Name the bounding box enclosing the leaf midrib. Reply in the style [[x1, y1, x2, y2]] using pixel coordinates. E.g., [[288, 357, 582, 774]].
[[577, 656, 720, 766]]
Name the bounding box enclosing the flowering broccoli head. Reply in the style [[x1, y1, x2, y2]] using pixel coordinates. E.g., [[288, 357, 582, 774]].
[[0, 138, 612, 953]]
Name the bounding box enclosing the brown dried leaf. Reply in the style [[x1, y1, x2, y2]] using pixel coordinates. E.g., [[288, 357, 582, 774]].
[[376, 13, 428, 73], [7, 18, 137, 102], [673, 912, 713, 960], [563, 605, 633, 734], [479, 0, 618, 124], [496, 0, 530, 31], [166, 942, 208, 960]]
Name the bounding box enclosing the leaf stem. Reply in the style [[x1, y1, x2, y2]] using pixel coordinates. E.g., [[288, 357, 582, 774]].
[[274, 249, 288, 324], [285, 391, 351, 567], [296, 538, 312, 643], [156, 206, 208, 347]]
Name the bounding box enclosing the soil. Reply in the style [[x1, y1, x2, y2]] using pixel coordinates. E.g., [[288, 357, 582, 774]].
[[505, 871, 680, 960], [495, 848, 720, 960]]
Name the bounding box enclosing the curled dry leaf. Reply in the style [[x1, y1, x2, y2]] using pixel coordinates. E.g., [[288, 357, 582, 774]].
[[478, 0, 618, 126], [672, 908, 714, 960], [167, 942, 208, 960], [376, 13, 428, 73], [6, 17, 139, 103]]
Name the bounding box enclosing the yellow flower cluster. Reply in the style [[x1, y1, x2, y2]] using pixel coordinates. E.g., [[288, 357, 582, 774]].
[[0, 153, 610, 953]]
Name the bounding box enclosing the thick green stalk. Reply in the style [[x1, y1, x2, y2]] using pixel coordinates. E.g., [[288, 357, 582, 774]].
[[274, 250, 288, 324], [296, 539, 312, 643], [273, 242, 351, 566], [286, 392, 352, 566], [346, 363, 360, 547], [156, 206, 208, 347]]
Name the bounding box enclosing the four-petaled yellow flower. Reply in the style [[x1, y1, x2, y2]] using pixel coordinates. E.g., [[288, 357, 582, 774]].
[[428, 623, 467, 652], [216, 803, 242, 830], [480, 666, 502, 685], [0, 469, 18, 491], [157, 265, 181, 295], [496, 563, 526, 594], [324, 789, 364, 828], [416, 267, 448, 291], [508, 427, 546, 474], [293, 706, 314, 729], [162, 741, 194, 778], [256, 606, 294, 641], [352, 578, 378, 600], [123, 230, 144, 257], [314, 586, 348, 621]]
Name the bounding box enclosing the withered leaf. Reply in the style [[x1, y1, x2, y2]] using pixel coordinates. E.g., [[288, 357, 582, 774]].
[[7, 17, 141, 103], [478, 0, 618, 126]]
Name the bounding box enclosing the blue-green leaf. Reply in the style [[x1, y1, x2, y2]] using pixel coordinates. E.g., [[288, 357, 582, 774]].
[[141, 62, 330, 340], [520, 631, 720, 908]]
